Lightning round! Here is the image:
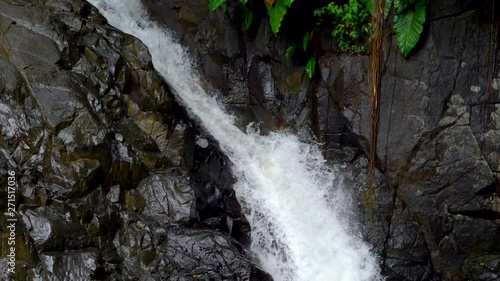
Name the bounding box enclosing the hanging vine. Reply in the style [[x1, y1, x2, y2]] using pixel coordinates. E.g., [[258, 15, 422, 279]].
[[368, 0, 385, 189]]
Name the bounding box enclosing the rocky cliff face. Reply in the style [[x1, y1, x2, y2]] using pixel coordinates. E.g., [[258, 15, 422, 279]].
[[0, 0, 498, 280], [0, 0, 271, 280], [328, 2, 500, 280]]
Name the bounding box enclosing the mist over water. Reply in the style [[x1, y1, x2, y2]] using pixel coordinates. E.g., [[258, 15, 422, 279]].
[[87, 1, 382, 280]]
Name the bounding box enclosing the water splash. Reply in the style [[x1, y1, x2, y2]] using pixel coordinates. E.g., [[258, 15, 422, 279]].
[[87, 1, 382, 280]]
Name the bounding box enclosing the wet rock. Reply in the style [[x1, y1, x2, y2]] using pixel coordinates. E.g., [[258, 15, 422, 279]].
[[67, 158, 100, 197], [397, 107, 498, 280], [117, 118, 159, 153], [112, 211, 270, 281], [179, 5, 203, 25], [132, 110, 170, 153], [161, 228, 264, 280], [20, 204, 92, 251], [134, 170, 195, 224], [384, 198, 432, 281], [346, 155, 394, 258], [314, 0, 500, 279], [255, 19, 273, 57], [37, 249, 100, 281], [107, 185, 121, 203], [57, 112, 107, 149], [0, 0, 268, 280], [248, 58, 275, 134]]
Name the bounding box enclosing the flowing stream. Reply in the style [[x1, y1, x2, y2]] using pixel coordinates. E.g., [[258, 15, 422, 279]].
[[87, 1, 381, 280]]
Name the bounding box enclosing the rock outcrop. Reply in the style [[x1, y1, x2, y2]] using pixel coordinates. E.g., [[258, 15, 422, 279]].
[[0, 0, 269, 280]]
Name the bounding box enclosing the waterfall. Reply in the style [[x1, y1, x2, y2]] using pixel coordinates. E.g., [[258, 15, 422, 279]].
[[87, 1, 382, 280]]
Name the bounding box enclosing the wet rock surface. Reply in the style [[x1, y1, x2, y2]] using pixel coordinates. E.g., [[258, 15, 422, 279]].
[[145, 0, 312, 135], [315, 1, 500, 280], [0, 0, 269, 280]]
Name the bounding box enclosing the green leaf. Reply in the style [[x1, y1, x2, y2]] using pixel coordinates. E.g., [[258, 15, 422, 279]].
[[240, 0, 247, 4], [267, 0, 288, 34], [385, 0, 393, 19], [242, 9, 253, 31], [302, 33, 309, 51], [362, 0, 374, 14], [394, 0, 414, 14], [393, 0, 426, 57], [313, 7, 324, 17], [350, 0, 358, 13], [285, 42, 296, 60], [209, 0, 225, 11], [305, 57, 315, 78], [282, 0, 295, 8]]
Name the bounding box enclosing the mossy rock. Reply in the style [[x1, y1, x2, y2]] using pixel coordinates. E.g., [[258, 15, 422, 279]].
[[69, 158, 101, 197], [125, 190, 146, 212]]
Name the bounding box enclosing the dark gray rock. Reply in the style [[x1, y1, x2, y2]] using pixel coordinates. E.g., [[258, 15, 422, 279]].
[[38, 249, 100, 281], [133, 170, 195, 224], [316, 0, 500, 280], [0, 0, 271, 280], [111, 211, 271, 281], [384, 198, 432, 281], [248, 58, 275, 134], [20, 204, 92, 251]]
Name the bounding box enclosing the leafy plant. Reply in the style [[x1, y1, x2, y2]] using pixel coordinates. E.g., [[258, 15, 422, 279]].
[[285, 34, 316, 78], [241, 5, 254, 31], [210, 0, 318, 77], [393, 0, 426, 57], [209, 0, 294, 34], [314, 0, 372, 53], [314, 0, 426, 57], [365, 0, 427, 57], [265, 0, 294, 34]]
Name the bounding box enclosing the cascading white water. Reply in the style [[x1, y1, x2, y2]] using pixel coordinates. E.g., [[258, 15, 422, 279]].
[[87, 1, 382, 280]]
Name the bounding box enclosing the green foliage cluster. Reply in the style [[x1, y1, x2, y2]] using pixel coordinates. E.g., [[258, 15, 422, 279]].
[[314, 0, 372, 53], [284, 35, 316, 78], [314, 0, 427, 56], [208, 0, 427, 77], [209, 0, 295, 34]]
